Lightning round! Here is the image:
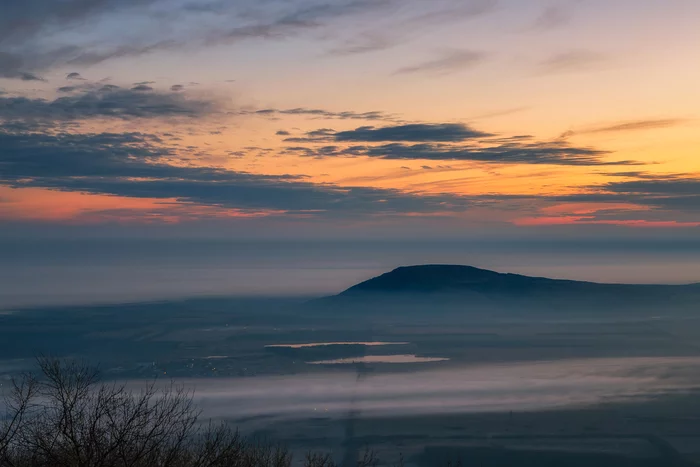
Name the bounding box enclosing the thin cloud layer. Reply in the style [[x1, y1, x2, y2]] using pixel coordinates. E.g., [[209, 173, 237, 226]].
[[0, 52, 46, 81], [0, 126, 471, 217], [539, 50, 607, 74], [0, 1, 696, 231], [282, 123, 634, 166], [394, 49, 486, 76], [239, 107, 395, 121], [0, 0, 504, 80], [0, 0, 399, 78], [327, 0, 496, 56], [530, 5, 571, 31], [562, 119, 688, 138], [546, 175, 700, 216], [288, 142, 630, 166], [0, 86, 221, 121], [333, 123, 493, 142]]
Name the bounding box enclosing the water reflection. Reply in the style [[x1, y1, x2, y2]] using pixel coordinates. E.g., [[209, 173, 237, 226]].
[[308, 355, 449, 364], [265, 342, 409, 349]]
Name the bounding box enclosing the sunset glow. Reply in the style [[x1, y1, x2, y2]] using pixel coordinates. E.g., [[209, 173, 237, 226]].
[[1, 0, 699, 236]]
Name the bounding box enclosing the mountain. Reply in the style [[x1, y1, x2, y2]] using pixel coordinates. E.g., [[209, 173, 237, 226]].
[[323, 265, 700, 311]]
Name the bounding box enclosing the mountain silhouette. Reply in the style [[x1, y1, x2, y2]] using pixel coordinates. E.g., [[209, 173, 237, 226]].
[[322, 265, 700, 311]]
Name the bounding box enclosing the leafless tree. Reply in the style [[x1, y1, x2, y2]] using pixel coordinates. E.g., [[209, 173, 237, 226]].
[[1, 372, 39, 465], [0, 357, 291, 467], [1, 358, 439, 467]]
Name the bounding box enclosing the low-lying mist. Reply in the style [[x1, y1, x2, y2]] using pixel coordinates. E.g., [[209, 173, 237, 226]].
[[181, 356, 700, 422]]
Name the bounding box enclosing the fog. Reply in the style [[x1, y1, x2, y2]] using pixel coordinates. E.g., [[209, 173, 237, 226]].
[[3, 256, 700, 464], [3, 238, 700, 309], [185, 356, 700, 421]]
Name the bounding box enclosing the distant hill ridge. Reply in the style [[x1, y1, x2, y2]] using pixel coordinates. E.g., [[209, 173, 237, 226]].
[[329, 265, 700, 306]]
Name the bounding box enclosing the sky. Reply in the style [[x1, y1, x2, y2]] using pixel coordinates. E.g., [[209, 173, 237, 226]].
[[1, 0, 700, 240]]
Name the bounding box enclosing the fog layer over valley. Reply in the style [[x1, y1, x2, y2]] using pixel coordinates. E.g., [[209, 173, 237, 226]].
[[3, 265, 700, 465], [5, 239, 700, 309], [188, 356, 700, 419]]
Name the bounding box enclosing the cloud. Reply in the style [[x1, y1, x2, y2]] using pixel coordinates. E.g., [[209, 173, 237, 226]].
[[0, 0, 158, 46], [538, 50, 607, 74], [0, 2, 160, 77], [287, 141, 635, 166], [333, 123, 493, 142], [552, 175, 700, 213], [327, 0, 495, 57], [394, 49, 486, 76], [605, 178, 700, 196], [64, 42, 177, 67], [402, 0, 496, 27], [563, 119, 688, 137], [0, 86, 220, 121], [275, 130, 291, 136], [170, 84, 185, 92], [99, 84, 121, 92], [239, 107, 395, 121], [0, 0, 497, 79], [0, 0, 399, 76], [282, 123, 635, 166], [66, 72, 85, 80], [285, 123, 493, 143], [0, 52, 46, 81], [18, 72, 45, 81], [131, 84, 154, 92], [0, 126, 471, 217], [203, 0, 395, 46], [472, 106, 531, 120], [530, 5, 571, 30], [327, 34, 396, 56]]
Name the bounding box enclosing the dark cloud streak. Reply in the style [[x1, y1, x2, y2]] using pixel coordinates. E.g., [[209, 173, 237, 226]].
[[0, 87, 219, 121], [0, 126, 470, 217], [288, 141, 632, 166], [563, 119, 688, 138], [334, 123, 493, 142], [238, 107, 396, 121], [282, 123, 634, 166], [0, 0, 398, 76]]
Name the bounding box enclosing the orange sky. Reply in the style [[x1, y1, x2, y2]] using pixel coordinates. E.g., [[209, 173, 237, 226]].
[[1, 0, 699, 234]]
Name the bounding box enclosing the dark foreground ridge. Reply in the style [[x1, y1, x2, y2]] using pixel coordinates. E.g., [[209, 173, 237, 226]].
[[323, 265, 700, 310]]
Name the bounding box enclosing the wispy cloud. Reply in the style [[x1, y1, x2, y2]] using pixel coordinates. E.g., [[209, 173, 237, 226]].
[[562, 119, 689, 138], [327, 33, 396, 56], [328, 0, 496, 57], [238, 107, 396, 121], [538, 50, 607, 74], [0, 125, 472, 217], [394, 49, 486, 76], [0, 85, 221, 122], [287, 142, 633, 166], [530, 5, 571, 31], [333, 123, 493, 142], [553, 175, 700, 213], [0, 52, 46, 81], [0, 0, 398, 78], [282, 123, 636, 166]]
